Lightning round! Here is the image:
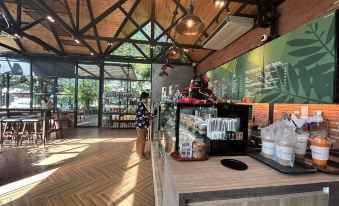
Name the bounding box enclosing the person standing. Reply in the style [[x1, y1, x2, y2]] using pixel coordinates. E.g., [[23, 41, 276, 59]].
[[135, 92, 152, 158], [41, 95, 53, 117]]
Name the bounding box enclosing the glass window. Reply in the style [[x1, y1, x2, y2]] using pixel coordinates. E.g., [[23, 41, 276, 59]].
[[32, 77, 55, 107], [0, 74, 7, 108], [8, 75, 31, 108], [57, 78, 75, 110]]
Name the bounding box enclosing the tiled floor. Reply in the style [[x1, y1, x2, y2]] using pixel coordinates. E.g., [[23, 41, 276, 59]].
[[0, 128, 154, 206]]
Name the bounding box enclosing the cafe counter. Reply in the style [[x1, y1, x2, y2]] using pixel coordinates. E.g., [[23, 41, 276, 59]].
[[162, 154, 339, 206]]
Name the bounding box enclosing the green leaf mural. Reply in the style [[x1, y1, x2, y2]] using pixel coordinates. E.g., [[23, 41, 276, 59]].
[[206, 11, 336, 104]]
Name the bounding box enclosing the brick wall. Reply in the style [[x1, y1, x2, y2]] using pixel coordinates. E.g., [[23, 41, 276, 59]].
[[274, 104, 339, 148], [197, 0, 339, 75]]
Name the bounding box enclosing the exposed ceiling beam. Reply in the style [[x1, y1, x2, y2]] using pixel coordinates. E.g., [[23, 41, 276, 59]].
[[21, 17, 44, 31], [0, 52, 193, 65], [228, 0, 263, 5], [120, 65, 129, 79], [76, 0, 80, 32], [17, 0, 22, 26], [0, 2, 25, 52], [119, 6, 151, 40], [103, 69, 114, 78], [78, 65, 97, 77], [104, 20, 150, 57], [112, 0, 141, 41], [86, 0, 102, 54], [49, 23, 65, 53], [132, 43, 149, 60], [78, 0, 127, 35], [63, 0, 76, 31], [103, 0, 141, 54], [31, 0, 98, 56], [83, 35, 212, 50], [0, 43, 22, 53]]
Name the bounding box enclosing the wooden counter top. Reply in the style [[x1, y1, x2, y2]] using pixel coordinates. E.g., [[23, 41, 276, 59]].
[[167, 155, 339, 194], [163, 154, 339, 206]]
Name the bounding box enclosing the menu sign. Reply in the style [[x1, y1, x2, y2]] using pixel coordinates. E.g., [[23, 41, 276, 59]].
[[206, 12, 336, 103]]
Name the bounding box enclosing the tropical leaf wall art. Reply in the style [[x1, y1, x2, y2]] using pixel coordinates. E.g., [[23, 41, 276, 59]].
[[205, 12, 336, 103]]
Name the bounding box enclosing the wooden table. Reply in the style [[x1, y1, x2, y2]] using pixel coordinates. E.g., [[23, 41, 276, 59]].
[[0, 108, 61, 145], [163, 155, 339, 206]]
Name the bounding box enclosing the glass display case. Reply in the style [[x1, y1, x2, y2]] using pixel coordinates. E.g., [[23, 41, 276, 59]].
[[157, 102, 176, 160], [156, 102, 251, 160]]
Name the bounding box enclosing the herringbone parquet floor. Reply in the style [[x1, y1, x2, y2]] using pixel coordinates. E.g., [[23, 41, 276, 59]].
[[0, 128, 155, 206]]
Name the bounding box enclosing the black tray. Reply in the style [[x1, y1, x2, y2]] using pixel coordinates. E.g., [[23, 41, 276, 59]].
[[303, 153, 339, 174], [247, 150, 317, 174]]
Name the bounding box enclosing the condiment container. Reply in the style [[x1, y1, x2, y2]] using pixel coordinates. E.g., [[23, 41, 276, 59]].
[[309, 135, 331, 167], [294, 133, 309, 159], [261, 138, 275, 159]]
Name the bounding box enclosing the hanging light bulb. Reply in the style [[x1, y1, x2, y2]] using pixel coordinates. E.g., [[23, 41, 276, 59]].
[[165, 44, 182, 60], [159, 70, 169, 76], [175, 0, 205, 36]]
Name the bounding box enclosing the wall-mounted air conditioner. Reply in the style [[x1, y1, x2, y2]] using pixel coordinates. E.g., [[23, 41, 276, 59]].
[[203, 16, 254, 50]]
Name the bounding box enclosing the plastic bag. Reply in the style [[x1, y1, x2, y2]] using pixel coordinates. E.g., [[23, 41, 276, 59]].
[[260, 122, 278, 159], [273, 122, 297, 167]]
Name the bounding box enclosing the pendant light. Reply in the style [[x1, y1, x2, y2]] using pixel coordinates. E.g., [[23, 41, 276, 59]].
[[175, 0, 205, 36], [159, 58, 174, 76], [165, 43, 182, 60], [161, 58, 174, 70]]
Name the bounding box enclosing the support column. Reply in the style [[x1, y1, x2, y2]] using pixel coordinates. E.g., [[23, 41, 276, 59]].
[[98, 59, 104, 128]]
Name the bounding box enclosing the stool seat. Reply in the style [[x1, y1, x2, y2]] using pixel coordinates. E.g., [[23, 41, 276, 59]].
[[21, 118, 43, 122], [3, 118, 22, 122]]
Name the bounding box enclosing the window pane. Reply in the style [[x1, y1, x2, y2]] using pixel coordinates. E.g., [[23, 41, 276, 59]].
[[9, 75, 31, 108], [0, 75, 7, 108]]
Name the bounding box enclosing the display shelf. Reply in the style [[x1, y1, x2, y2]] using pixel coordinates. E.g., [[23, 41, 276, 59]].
[[104, 92, 136, 129]]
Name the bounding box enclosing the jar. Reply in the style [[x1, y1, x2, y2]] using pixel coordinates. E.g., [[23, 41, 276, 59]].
[[309, 135, 331, 167], [192, 141, 206, 159]]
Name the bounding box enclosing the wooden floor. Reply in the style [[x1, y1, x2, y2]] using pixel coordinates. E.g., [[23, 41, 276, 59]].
[[0, 128, 155, 206]]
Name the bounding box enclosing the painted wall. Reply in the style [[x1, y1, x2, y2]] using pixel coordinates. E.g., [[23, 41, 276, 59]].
[[197, 0, 339, 75], [151, 64, 194, 102]]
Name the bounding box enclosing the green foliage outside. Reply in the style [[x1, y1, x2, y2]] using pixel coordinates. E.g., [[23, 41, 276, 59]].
[[78, 79, 99, 111]]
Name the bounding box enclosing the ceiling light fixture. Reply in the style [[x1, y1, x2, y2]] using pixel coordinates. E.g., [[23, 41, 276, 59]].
[[90, 52, 94, 56], [107, 41, 114, 46], [75, 39, 80, 44], [175, 0, 205, 36], [214, 0, 225, 7], [165, 44, 182, 60], [46, 15, 55, 23], [14, 33, 21, 39], [183, 48, 189, 52]]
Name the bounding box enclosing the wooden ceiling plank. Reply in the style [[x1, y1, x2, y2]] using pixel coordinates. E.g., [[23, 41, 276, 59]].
[[63, 0, 76, 31], [21, 17, 44, 31], [32, 0, 98, 56], [119, 6, 151, 40], [0, 1, 25, 52], [0, 42, 21, 53], [49, 23, 65, 53], [78, 0, 127, 35], [113, 0, 141, 40], [83, 34, 211, 50], [86, 0, 102, 54]]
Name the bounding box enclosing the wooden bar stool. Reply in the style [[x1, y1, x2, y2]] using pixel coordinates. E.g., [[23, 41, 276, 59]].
[[20, 118, 43, 145], [2, 118, 23, 147]]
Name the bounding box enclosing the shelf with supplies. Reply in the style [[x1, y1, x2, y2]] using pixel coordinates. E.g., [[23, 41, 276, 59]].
[[103, 92, 137, 129]]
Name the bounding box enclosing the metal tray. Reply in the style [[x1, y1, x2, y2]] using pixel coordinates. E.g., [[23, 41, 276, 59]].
[[247, 150, 317, 174]]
